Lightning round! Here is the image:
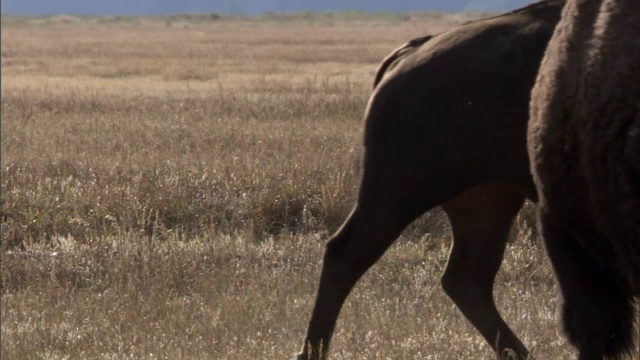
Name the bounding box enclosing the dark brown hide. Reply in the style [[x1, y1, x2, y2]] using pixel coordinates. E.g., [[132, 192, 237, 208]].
[[528, 0, 640, 359], [297, 1, 566, 359]]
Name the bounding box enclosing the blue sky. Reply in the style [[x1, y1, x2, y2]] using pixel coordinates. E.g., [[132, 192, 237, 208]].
[[2, 0, 534, 16]]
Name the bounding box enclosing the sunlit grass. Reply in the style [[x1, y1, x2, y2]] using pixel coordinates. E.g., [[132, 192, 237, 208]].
[[1, 15, 575, 359]]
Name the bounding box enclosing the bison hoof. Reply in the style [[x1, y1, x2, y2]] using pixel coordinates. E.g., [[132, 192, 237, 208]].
[[293, 352, 321, 360]]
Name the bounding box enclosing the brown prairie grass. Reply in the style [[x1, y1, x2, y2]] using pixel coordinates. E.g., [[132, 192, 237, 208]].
[[2, 14, 574, 359]]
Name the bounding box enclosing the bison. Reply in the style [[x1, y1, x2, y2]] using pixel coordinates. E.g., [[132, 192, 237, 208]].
[[296, 1, 565, 359], [528, 0, 640, 359]]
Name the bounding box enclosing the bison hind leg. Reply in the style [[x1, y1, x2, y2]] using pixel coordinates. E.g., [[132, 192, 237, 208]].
[[538, 209, 637, 360], [441, 183, 529, 358]]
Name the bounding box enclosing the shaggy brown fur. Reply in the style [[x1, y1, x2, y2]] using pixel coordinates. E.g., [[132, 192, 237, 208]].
[[528, 0, 640, 358], [296, 1, 566, 359]]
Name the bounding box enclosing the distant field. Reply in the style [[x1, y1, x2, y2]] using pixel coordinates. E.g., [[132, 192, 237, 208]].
[[1, 14, 574, 359], [0, 11, 493, 26]]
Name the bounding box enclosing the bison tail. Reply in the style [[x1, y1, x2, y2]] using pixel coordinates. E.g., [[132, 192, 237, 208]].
[[372, 35, 433, 89]]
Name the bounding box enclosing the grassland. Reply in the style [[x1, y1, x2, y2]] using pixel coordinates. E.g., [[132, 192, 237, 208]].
[[1, 14, 575, 359]]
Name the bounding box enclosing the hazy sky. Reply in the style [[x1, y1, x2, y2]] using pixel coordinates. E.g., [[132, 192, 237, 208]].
[[2, 0, 534, 16]]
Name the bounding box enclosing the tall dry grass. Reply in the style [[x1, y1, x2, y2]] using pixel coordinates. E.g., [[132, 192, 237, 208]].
[[2, 14, 574, 359]]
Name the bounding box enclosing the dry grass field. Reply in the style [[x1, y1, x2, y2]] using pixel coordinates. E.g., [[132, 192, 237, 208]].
[[2, 13, 575, 359]]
